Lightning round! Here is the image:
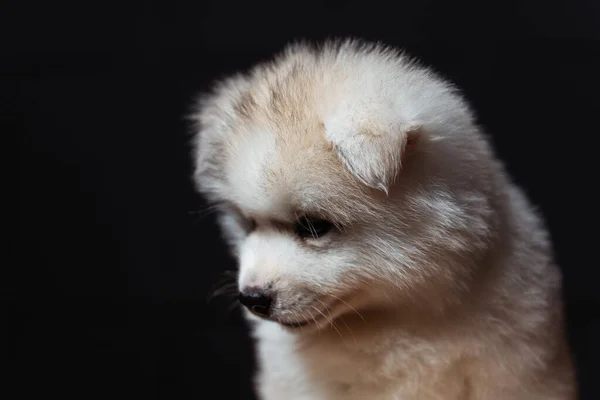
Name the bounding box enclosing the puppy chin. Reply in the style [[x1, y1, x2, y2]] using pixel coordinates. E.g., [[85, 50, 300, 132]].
[[241, 303, 334, 332]]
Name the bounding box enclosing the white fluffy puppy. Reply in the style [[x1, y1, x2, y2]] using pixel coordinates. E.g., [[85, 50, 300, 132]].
[[191, 39, 576, 399]]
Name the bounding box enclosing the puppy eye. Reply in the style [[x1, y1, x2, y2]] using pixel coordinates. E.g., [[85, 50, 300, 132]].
[[238, 214, 256, 233], [295, 217, 333, 239], [246, 217, 257, 232]]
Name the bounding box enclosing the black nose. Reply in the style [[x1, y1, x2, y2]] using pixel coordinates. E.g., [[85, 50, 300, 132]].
[[238, 288, 273, 318]]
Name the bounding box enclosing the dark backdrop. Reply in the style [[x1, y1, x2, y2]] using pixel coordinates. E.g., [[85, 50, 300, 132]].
[[8, 0, 600, 399]]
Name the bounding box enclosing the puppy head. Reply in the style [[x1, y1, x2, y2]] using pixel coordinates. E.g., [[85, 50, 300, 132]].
[[192, 40, 496, 329]]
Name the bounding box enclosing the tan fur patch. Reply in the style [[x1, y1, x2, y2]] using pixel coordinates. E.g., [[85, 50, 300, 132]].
[[234, 91, 258, 119]]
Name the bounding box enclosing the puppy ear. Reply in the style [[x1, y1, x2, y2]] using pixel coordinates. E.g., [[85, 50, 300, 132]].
[[326, 123, 420, 193]]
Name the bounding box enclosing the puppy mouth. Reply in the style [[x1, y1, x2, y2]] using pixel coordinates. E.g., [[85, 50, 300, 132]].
[[279, 319, 312, 328], [244, 307, 321, 328], [276, 302, 336, 329], [243, 297, 346, 329]]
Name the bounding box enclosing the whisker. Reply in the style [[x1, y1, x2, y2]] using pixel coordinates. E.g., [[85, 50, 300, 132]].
[[225, 299, 241, 316], [306, 219, 317, 239], [339, 316, 357, 345], [330, 320, 344, 341], [211, 282, 238, 295], [316, 299, 346, 341], [206, 270, 239, 303], [291, 311, 305, 331], [207, 282, 239, 302], [326, 294, 367, 323], [316, 299, 335, 325], [222, 270, 239, 278], [305, 308, 321, 334], [188, 204, 221, 223], [311, 305, 343, 340], [317, 299, 346, 339]]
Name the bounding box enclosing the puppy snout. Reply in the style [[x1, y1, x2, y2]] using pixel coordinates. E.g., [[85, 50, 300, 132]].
[[239, 287, 274, 318]]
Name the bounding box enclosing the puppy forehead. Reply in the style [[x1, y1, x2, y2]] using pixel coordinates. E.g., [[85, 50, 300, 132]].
[[224, 122, 352, 219], [224, 126, 288, 218]]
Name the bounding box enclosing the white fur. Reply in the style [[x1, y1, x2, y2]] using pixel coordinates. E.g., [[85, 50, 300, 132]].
[[191, 39, 576, 399]]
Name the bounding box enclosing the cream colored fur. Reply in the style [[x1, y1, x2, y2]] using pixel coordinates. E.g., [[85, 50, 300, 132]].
[[191, 39, 576, 399]]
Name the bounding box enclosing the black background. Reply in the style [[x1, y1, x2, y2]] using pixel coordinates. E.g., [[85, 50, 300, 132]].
[[8, 0, 600, 398]]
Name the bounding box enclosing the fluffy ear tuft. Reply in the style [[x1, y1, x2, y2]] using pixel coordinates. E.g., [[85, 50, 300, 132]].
[[328, 124, 420, 193]]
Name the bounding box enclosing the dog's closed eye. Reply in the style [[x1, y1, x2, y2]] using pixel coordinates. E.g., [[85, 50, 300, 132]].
[[295, 216, 333, 239], [244, 216, 257, 233]]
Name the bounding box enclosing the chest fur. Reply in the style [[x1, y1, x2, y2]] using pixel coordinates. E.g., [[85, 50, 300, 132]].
[[252, 321, 469, 400]]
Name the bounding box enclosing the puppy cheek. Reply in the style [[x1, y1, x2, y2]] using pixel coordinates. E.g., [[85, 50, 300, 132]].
[[292, 257, 349, 293]]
